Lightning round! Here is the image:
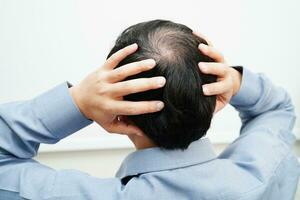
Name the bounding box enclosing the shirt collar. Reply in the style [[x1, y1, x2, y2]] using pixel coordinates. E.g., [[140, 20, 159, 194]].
[[116, 138, 216, 179]]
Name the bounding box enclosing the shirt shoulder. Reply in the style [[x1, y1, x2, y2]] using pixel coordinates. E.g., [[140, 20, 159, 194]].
[[121, 152, 299, 200]]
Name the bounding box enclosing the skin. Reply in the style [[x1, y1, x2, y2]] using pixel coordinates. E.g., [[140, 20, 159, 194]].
[[70, 39, 242, 150], [70, 44, 166, 137]]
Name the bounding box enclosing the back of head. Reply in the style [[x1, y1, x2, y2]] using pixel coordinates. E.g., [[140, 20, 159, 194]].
[[107, 20, 216, 150]]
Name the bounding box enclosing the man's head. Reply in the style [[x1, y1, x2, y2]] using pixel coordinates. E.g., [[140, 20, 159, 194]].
[[107, 20, 216, 150]]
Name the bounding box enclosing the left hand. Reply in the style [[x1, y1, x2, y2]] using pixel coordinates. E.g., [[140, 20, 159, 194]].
[[193, 32, 241, 113]]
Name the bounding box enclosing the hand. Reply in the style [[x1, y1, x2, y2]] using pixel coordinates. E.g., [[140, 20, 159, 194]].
[[70, 44, 166, 135], [193, 32, 241, 113], [199, 58, 241, 113]]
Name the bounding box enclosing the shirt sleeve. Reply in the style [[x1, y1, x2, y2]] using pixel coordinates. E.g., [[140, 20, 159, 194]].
[[0, 83, 126, 200], [219, 68, 299, 196], [230, 68, 296, 146], [0, 82, 92, 158], [0, 155, 124, 200]]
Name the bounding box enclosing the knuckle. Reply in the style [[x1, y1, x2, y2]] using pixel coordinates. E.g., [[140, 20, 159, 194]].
[[130, 63, 141, 73], [127, 106, 136, 115], [149, 79, 156, 87], [99, 72, 108, 81], [220, 66, 228, 74], [103, 104, 114, 114], [108, 57, 117, 65], [144, 79, 155, 90], [97, 86, 109, 96], [123, 81, 131, 89], [141, 63, 150, 71], [121, 83, 134, 95], [133, 62, 145, 72], [113, 69, 123, 80]]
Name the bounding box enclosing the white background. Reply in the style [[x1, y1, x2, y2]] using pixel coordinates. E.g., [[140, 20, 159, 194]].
[[0, 0, 299, 152]]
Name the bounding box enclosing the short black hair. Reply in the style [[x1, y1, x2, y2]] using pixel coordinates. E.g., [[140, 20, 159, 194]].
[[107, 20, 216, 150]]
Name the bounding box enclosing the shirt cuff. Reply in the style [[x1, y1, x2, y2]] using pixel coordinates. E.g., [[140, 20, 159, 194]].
[[230, 68, 262, 107], [33, 82, 93, 140]]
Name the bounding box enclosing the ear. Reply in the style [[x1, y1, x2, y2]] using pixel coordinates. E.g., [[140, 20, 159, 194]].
[[108, 116, 144, 137]]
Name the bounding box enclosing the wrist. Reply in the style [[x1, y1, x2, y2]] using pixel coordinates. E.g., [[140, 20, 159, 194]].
[[69, 86, 90, 120], [230, 67, 242, 95]]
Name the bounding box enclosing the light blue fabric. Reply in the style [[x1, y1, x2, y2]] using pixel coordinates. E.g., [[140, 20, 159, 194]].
[[0, 68, 299, 200]]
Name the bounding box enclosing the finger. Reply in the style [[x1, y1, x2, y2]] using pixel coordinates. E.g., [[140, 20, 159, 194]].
[[198, 44, 225, 63], [104, 43, 138, 70], [107, 120, 144, 136], [202, 80, 231, 96], [192, 31, 213, 46], [198, 62, 228, 77], [110, 100, 165, 115], [110, 76, 166, 97], [107, 59, 156, 82]]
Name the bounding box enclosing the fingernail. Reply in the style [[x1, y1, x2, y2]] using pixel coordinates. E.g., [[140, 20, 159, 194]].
[[202, 85, 209, 95], [198, 63, 207, 71], [156, 102, 164, 111], [145, 59, 156, 68], [156, 77, 166, 87], [199, 43, 207, 51], [130, 43, 138, 49]]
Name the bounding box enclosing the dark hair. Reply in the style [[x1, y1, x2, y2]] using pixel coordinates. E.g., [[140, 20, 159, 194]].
[[107, 20, 216, 150]]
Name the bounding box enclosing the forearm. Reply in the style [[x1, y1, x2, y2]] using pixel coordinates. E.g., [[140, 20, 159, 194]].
[[0, 83, 92, 159], [219, 68, 298, 185], [230, 68, 296, 145]]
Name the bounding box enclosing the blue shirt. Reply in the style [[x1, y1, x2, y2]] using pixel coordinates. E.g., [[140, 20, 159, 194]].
[[0, 68, 299, 200]]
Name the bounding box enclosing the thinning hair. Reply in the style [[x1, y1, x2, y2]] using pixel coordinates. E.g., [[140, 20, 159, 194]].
[[107, 20, 216, 150]]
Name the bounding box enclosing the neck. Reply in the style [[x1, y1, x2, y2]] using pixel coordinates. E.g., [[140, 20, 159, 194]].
[[128, 135, 157, 150]]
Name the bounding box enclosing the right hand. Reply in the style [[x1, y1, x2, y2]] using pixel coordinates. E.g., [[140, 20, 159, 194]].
[[70, 44, 166, 136], [193, 32, 242, 113]]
